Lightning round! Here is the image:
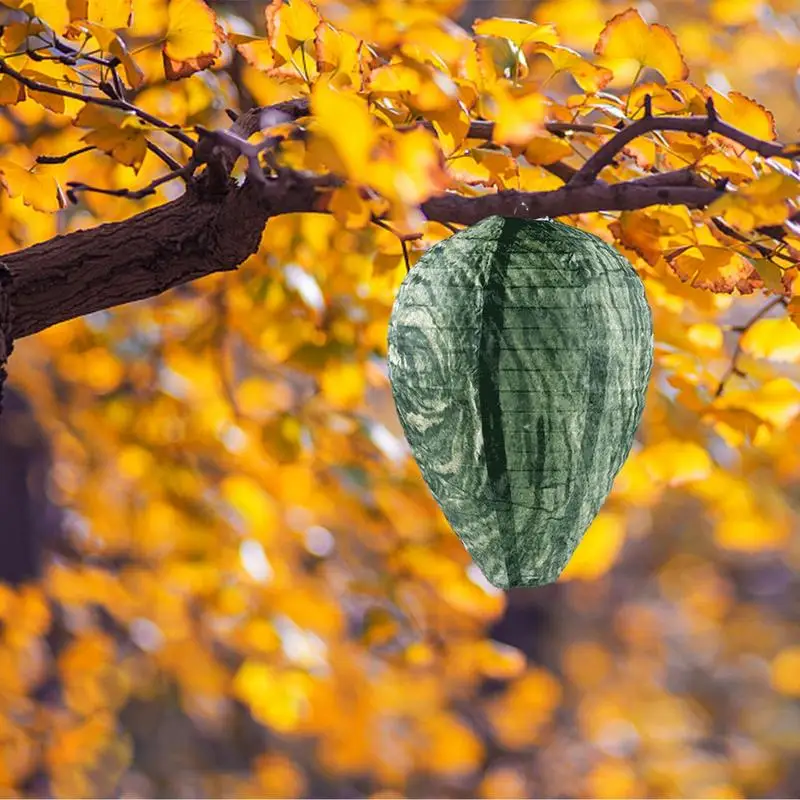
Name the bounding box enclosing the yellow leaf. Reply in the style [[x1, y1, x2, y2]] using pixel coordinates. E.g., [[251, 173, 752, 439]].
[[517, 164, 563, 191], [0, 73, 26, 105], [428, 101, 470, 157], [314, 22, 364, 89], [586, 760, 642, 800], [594, 9, 688, 82], [447, 148, 517, 189], [69, 0, 131, 27], [640, 440, 713, 485], [708, 173, 797, 230], [309, 80, 375, 180], [162, 0, 221, 79], [771, 647, 800, 696], [267, 0, 320, 78], [753, 258, 784, 294], [534, 0, 605, 51], [233, 661, 310, 732], [489, 85, 546, 145], [68, 21, 143, 88], [715, 377, 800, 428], [704, 88, 776, 141], [228, 33, 274, 70], [21, 69, 65, 113], [320, 361, 365, 408], [560, 512, 626, 581], [328, 185, 370, 229], [419, 714, 484, 777], [14, 0, 69, 33], [75, 105, 149, 171], [0, 158, 62, 211], [715, 511, 789, 551], [740, 317, 800, 362], [711, 0, 762, 24], [129, 0, 167, 37], [221, 475, 279, 540], [532, 43, 612, 92], [369, 127, 449, 205], [525, 134, 572, 165], [687, 322, 724, 351], [669, 245, 756, 293], [472, 17, 558, 49]]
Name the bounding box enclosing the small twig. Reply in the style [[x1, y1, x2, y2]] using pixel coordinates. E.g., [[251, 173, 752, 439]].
[[36, 145, 95, 164], [715, 296, 788, 397], [371, 218, 422, 273], [146, 141, 183, 172], [65, 164, 193, 203], [711, 217, 796, 265], [0, 56, 196, 149]]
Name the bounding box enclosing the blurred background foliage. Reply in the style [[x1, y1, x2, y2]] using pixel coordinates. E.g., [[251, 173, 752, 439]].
[[0, 0, 799, 796]]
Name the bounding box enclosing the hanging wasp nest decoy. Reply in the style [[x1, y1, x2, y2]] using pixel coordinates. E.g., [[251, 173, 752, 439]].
[[387, 216, 654, 589]]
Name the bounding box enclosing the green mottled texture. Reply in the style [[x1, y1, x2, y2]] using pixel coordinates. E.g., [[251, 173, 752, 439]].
[[387, 216, 654, 589]]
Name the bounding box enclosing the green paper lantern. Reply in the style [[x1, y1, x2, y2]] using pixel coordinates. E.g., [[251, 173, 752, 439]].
[[387, 215, 654, 589]]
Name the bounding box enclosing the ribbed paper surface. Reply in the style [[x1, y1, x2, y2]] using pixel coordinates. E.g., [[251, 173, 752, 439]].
[[387, 216, 654, 588]]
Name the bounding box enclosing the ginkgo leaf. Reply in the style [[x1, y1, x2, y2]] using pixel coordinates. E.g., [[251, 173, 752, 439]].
[[704, 88, 776, 141], [0, 73, 26, 105], [369, 127, 449, 205], [0, 158, 63, 211], [472, 17, 558, 49], [707, 173, 798, 230], [559, 513, 626, 581], [447, 148, 517, 189], [266, 0, 321, 79], [531, 43, 612, 92], [68, 0, 131, 27], [162, 0, 222, 80], [67, 21, 143, 88], [20, 68, 65, 113], [488, 84, 547, 145], [228, 32, 275, 70], [714, 377, 800, 428], [594, 9, 688, 82], [328, 184, 371, 229], [427, 101, 471, 157], [669, 245, 756, 293], [524, 135, 572, 165], [309, 80, 375, 180], [315, 22, 364, 89], [75, 105, 149, 171], [748, 258, 785, 294], [740, 317, 800, 362]]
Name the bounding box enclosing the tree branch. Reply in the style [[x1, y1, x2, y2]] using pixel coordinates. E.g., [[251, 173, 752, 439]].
[[715, 295, 787, 397], [570, 97, 794, 186], [4, 170, 724, 340]]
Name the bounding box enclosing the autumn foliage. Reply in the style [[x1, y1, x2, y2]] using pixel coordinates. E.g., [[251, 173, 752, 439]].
[[0, 0, 799, 796]]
